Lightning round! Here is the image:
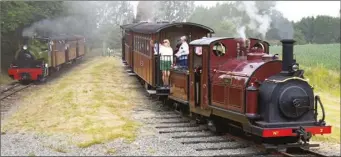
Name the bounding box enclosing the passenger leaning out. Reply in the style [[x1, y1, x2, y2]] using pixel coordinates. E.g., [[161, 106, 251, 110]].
[[174, 36, 189, 68]]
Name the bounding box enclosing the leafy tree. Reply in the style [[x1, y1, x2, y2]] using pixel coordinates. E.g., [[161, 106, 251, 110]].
[[295, 16, 315, 44], [1, 1, 65, 71], [293, 26, 307, 45], [153, 1, 195, 22], [1, 1, 64, 35], [96, 1, 134, 49]]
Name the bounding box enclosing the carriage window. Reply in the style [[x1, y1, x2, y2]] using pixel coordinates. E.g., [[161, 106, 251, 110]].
[[141, 37, 143, 53], [212, 42, 227, 57], [134, 36, 136, 51], [135, 36, 138, 51], [195, 46, 202, 56], [146, 39, 149, 52], [251, 42, 265, 51], [137, 36, 139, 51], [139, 37, 142, 52]]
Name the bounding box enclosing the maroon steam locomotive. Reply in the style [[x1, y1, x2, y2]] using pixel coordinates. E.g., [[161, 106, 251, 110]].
[[121, 22, 331, 147], [168, 37, 331, 146]]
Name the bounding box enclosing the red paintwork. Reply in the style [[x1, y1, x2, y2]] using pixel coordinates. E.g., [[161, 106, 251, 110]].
[[247, 53, 265, 61], [209, 38, 282, 113], [210, 57, 282, 113], [246, 85, 258, 116], [8, 68, 43, 81], [262, 126, 332, 137]]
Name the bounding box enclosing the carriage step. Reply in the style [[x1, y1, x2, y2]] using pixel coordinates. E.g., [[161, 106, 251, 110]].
[[128, 72, 137, 76], [156, 87, 170, 96]]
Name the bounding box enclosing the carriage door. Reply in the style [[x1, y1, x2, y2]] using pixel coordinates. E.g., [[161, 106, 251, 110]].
[[191, 46, 203, 107]]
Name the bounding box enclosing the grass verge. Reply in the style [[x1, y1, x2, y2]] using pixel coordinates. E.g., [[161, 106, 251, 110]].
[[1, 56, 141, 147], [0, 73, 13, 85]]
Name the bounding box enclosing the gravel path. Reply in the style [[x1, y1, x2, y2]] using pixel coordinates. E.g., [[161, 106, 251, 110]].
[[1, 57, 340, 156]]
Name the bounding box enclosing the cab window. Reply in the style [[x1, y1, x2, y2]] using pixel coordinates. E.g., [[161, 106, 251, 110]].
[[212, 42, 227, 57]]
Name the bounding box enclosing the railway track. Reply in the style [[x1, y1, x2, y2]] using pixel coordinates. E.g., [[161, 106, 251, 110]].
[[277, 148, 328, 157], [0, 83, 31, 101], [0, 83, 32, 117], [132, 87, 328, 156]]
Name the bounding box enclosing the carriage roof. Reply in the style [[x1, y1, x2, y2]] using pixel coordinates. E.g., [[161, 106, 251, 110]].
[[189, 37, 270, 46], [120, 22, 148, 30], [124, 22, 214, 34], [49, 34, 84, 40]]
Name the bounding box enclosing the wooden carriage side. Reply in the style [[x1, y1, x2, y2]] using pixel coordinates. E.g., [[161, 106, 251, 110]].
[[67, 39, 77, 61], [49, 35, 85, 68], [130, 22, 214, 92], [122, 22, 148, 69], [76, 36, 86, 57], [51, 39, 66, 67]]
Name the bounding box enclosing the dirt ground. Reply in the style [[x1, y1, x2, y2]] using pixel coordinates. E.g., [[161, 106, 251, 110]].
[[1, 55, 340, 156]]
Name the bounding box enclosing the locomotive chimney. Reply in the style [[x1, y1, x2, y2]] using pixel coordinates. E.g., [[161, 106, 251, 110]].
[[280, 39, 296, 75]]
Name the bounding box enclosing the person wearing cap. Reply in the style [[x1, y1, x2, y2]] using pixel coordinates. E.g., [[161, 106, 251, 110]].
[[175, 36, 189, 67]]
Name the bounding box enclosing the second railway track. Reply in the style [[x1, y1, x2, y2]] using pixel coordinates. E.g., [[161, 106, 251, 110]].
[[1, 83, 32, 117], [0, 83, 31, 101]]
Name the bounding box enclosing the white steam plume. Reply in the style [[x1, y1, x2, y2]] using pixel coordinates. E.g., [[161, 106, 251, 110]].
[[237, 26, 246, 39], [235, 1, 272, 39]]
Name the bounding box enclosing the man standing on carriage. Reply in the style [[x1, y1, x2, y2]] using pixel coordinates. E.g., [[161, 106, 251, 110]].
[[175, 36, 189, 68]]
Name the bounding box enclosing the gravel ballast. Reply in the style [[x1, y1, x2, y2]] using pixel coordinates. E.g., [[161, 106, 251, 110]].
[[1, 57, 340, 156]]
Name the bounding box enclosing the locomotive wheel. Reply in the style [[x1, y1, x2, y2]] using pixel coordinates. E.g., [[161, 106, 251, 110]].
[[209, 118, 228, 135], [192, 113, 206, 125], [172, 102, 179, 111], [55, 66, 60, 72]]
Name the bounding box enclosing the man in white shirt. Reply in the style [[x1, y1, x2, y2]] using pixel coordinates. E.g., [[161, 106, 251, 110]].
[[175, 36, 189, 67]]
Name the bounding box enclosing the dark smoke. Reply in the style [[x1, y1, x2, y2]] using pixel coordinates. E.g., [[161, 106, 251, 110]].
[[22, 16, 83, 37], [135, 1, 157, 22], [22, 1, 98, 39]]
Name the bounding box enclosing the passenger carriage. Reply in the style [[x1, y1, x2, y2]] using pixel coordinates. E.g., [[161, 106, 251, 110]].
[[120, 21, 214, 95]]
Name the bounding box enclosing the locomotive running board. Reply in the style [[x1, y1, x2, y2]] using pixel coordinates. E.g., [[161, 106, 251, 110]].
[[263, 143, 320, 150]]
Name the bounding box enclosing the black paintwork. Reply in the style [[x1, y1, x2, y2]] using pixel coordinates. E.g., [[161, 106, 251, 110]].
[[257, 74, 315, 128]]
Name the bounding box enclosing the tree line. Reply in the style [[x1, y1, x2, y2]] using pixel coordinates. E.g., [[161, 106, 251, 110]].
[[188, 2, 340, 45], [1, 1, 340, 71]]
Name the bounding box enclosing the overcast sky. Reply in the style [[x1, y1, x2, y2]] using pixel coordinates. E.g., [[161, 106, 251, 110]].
[[131, 1, 340, 22]]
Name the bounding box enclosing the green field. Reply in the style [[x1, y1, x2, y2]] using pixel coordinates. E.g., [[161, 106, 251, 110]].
[[270, 44, 340, 71], [271, 43, 340, 143], [270, 44, 340, 96]]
